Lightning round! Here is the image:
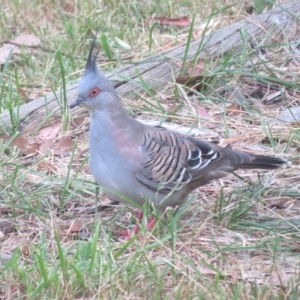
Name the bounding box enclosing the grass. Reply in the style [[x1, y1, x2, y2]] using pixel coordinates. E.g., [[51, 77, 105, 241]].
[[1, 0, 300, 299]]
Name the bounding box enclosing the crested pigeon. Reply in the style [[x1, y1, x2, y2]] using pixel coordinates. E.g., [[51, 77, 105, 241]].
[[70, 40, 287, 236]]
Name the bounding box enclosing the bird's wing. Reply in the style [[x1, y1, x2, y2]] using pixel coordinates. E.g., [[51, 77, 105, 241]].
[[136, 127, 235, 193]]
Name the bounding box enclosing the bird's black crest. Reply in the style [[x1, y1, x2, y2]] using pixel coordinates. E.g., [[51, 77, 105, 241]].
[[85, 33, 98, 75]]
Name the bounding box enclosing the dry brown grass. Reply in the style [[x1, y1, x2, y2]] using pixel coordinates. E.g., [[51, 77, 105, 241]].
[[1, 0, 300, 299]]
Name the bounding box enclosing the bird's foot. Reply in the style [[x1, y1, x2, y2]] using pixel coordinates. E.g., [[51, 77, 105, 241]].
[[115, 212, 156, 241]]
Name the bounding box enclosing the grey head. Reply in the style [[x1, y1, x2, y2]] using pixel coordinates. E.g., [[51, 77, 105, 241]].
[[70, 39, 118, 110]]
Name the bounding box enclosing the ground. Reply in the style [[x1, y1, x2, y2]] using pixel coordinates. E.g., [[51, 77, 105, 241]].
[[0, 0, 300, 299]]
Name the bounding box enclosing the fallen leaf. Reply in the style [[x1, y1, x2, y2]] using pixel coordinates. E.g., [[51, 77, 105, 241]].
[[197, 105, 216, 129], [63, 1, 75, 14], [176, 60, 206, 92], [197, 105, 211, 119], [1, 135, 40, 155], [1, 237, 29, 255], [72, 117, 87, 127], [0, 44, 20, 64], [18, 87, 28, 99], [264, 196, 292, 210], [82, 165, 91, 174], [2, 134, 27, 148], [69, 221, 84, 233], [270, 270, 298, 287], [22, 143, 40, 156], [53, 136, 74, 156], [152, 16, 190, 27], [0, 207, 10, 214], [186, 60, 205, 77], [226, 105, 243, 117], [249, 87, 264, 99], [176, 75, 203, 85], [0, 34, 40, 64], [278, 107, 300, 123], [0, 220, 15, 234], [35, 122, 61, 142], [38, 139, 54, 154], [63, 221, 90, 241], [44, 9, 54, 23], [168, 103, 179, 113], [28, 90, 42, 101], [11, 34, 40, 47], [293, 200, 300, 209], [199, 266, 218, 275], [224, 89, 243, 103], [21, 244, 31, 256]]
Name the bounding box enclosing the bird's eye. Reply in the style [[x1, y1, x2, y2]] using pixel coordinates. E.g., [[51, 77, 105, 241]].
[[89, 87, 101, 98]]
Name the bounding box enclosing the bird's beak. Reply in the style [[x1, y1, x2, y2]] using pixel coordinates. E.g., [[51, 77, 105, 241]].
[[69, 96, 86, 109]]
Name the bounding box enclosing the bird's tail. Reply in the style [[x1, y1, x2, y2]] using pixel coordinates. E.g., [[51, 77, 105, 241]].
[[236, 154, 288, 170]]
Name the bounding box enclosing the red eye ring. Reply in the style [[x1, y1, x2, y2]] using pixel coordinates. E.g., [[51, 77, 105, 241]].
[[89, 87, 101, 98]]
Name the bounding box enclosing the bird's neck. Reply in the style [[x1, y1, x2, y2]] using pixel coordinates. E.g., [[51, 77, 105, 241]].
[[89, 104, 140, 144]]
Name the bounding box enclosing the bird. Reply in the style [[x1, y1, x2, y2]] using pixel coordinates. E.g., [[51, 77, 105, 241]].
[[70, 39, 287, 238]]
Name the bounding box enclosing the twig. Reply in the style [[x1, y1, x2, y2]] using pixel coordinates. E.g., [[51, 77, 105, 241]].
[[0, 40, 134, 62]]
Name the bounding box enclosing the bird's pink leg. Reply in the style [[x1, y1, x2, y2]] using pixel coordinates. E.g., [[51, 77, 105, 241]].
[[116, 211, 155, 240], [147, 216, 156, 231]]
